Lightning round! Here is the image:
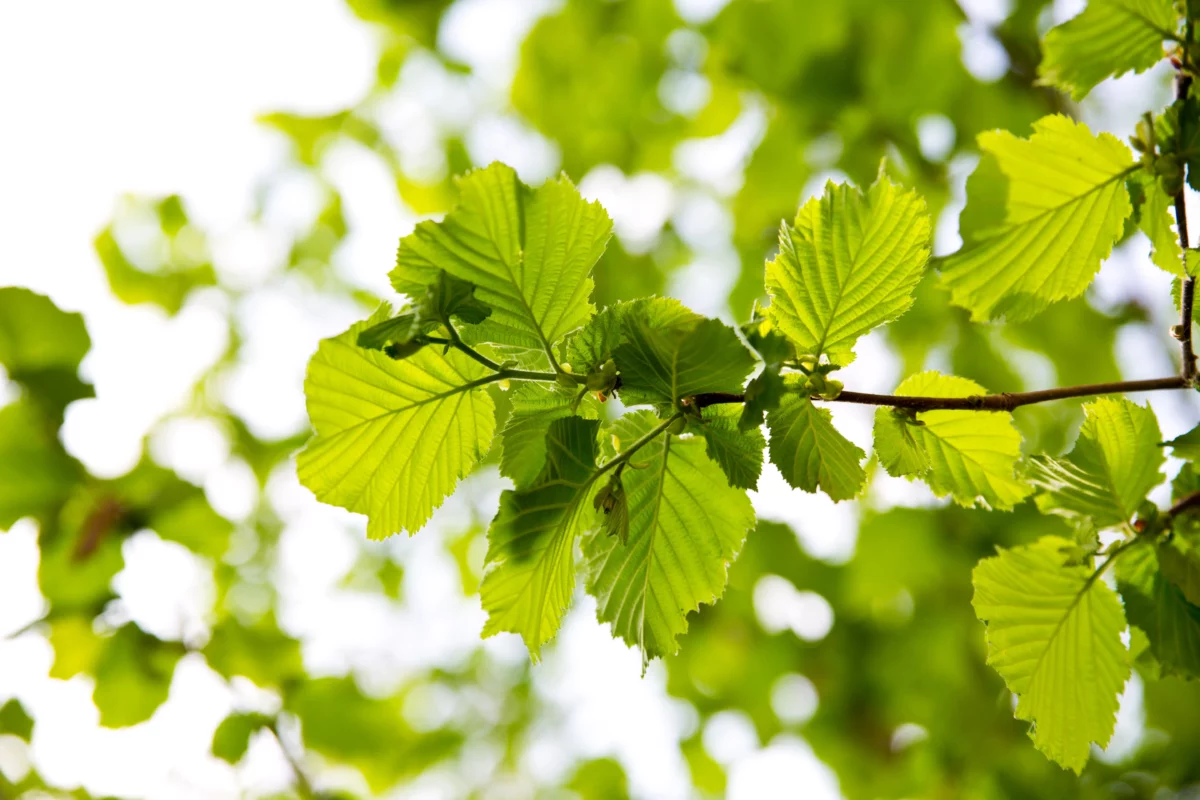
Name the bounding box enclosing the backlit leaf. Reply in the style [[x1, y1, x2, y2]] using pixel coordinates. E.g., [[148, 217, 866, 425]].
[[297, 310, 496, 538], [973, 536, 1130, 772], [939, 115, 1134, 322]]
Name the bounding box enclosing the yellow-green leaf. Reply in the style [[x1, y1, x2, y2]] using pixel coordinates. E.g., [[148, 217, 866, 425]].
[[766, 177, 930, 365], [973, 536, 1130, 773], [298, 310, 496, 538], [939, 115, 1134, 322]]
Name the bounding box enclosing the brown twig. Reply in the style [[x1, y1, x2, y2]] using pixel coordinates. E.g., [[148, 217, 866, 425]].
[[691, 376, 1188, 412]]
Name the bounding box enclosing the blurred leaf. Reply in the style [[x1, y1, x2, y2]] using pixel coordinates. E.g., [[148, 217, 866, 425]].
[[92, 624, 185, 728], [211, 712, 273, 764], [204, 615, 304, 689], [0, 401, 79, 528], [567, 757, 630, 800], [286, 676, 460, 792], [0, 698, 34, 742], [94, 214, 216, 316]]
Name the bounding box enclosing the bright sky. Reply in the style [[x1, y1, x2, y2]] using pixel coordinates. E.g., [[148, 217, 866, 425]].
[[0, 0, 1197, 798]]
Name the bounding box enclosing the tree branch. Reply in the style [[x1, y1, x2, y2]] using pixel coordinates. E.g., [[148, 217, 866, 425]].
[[691, 376, 1188, 412], [1166, 489, 1200, 522]]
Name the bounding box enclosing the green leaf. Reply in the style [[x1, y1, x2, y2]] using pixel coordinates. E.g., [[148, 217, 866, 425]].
[[1038, 0, 1177, 101], [0, 287, 90, 375], [885, 372, 1029, 509], [0, 699, 33, 742], [1159, 532, 1200, 607], [1118, 543, 1200, 679], [211, 712, 272, 764], [691, 404, 765, 490], [1165, 421, 1200, 461], [614, 298, 755, 410], [872, 407, 931, 477], [357, 274, 492, 357], [499, 382, 599, 489], [1130, 174, 1183, 275], [737, 317, 792, 430], [1029, 397, 1164, 528], [391, 162, 613, 353], [0, 401, 79, 528], [564, 302, 628, 374], [297, 310, 497, 538], [94, 218, 217, 316], [765, 177, 930, 364], [939, 115, 1134, 322], [767, 391, 865, 501], [286, 677, 461, 792], [203, 615, 305, 689], [481, 417, 601, 657], [972, 536, 1130, 773], [585, 411, 754, 668], [92, 624, 185, 728], [0, 288, 94, 416]]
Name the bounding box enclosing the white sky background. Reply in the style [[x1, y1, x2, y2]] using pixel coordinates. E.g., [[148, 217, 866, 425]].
[[0, 0, 1198, 798]]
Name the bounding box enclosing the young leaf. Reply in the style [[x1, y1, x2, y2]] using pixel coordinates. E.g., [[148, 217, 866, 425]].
[[1038, 0, 1177, 101], [767, 391, 865, 501], [585, 411, 754, 669], [765, 177, 930, 365], [1164, 421, 1200, 461], [883, 372, 1029, 509], [1118, 543, 1200, 679], [356, 274, 492, 357], [500, 382, 599, 489], [564, 301, 629, 374], [1029, 397, 1164, 528], [1129, 173, 1183, 276], [297, 311, 497, 538], [691, 404, 765, 490], [939, 115, 1134, 322], [614, 298, 755, 410], [973, 536, 1130, 773], [391, 162, 613, 354], [873, 407, 931, 477], [481, 417, 601, 658]]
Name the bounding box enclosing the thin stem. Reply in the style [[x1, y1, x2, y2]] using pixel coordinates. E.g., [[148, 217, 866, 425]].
[[596, 413, 683, 477], [437, 321, 581, 384], [691, 376, 1188, 413], [1083, 537, 1144, 593], [442, 321, 504, 372], [501, 368, 562, 383], [266, 720, 317, 800], [1175, 65, 1197, 383]]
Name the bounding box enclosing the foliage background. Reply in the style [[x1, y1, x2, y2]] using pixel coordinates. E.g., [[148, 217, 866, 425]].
[[2, 0, 1200, 798]]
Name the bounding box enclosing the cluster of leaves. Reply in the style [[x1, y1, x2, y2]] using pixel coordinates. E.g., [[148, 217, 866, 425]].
[[296, 0, 1200, 775]]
